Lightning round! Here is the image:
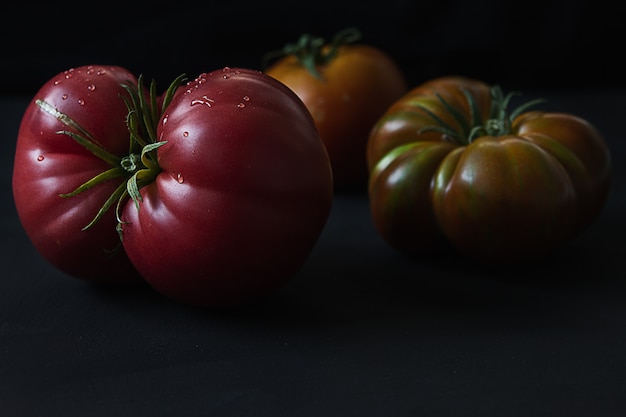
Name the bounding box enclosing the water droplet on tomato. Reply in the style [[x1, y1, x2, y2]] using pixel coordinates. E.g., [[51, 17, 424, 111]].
[[223, 74, 231, 79], [37, 155, 44, 162], [53, 80, 62, 86], [61, 94, 68, 100], [242, 95, 250, 101], [96, 69, 107, 76], [87, 84, 96, 91], [183, 131, 189, 137], [174, 173, 184, 184], [78, 99, 85, 106], [237, 103, 245, 108], [190, 95, 215, 107]]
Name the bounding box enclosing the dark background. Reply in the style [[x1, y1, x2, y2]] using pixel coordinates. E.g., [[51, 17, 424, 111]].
[[3, 2, 626, 416], [2, 0, 624, 95]]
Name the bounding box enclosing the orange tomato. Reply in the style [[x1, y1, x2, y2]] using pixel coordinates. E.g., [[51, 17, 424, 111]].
[[264, 28, 407, 190]]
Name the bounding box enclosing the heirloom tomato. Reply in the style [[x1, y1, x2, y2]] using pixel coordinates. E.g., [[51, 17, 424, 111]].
[[120, 67, 332, 306], [13, 65, 333, 306], [13, 65, 142, 283], [264, 28, 407, 190], [367, 76, 612, 264]]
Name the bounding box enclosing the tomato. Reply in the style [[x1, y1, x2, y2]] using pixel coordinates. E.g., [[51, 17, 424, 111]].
[[120, 68, 333, 306], [13, 65, 333, 306], [367, 76, 612, 264], [12, 65, 142, 283], [264, 28, 407, 190]]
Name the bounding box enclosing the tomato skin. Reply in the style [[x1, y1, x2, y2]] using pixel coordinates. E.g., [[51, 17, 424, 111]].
[[12, 65, 142, 283], [512, 111, 612, 231], [367, 76, 612, 263], [120, 68, 333, 306], [266, 43, 407, 189]]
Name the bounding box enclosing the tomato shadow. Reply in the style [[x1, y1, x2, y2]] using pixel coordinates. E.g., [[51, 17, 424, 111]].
[[84, 194, 626, 332], [185, 196, 622, 329], [199, 229, 624, 330]]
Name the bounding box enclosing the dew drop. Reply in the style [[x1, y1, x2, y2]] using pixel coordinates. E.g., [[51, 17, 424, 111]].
[[61, 94, 68, 100], [183, 131, 189, 137], [37, 155, 44, 162], [78, 99, 85, 106], [242, 95, 250, 101], [175, 173, 184, 183], [223, 73, 231, 79], [96, 69, 106, 76], [237, 103, 245, 108], [87, 84, 96, 91], [53, 80, 62, 86]]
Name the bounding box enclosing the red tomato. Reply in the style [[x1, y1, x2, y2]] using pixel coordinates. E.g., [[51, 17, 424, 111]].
[[264, 28, 407, 190], [13, 65, 333, 306], [13, 65, 142, 283], [120, 68, 333, 306]]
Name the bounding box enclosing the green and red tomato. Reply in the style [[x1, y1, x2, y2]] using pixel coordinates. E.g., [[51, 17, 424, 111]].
[[367, 75, 612, 263]]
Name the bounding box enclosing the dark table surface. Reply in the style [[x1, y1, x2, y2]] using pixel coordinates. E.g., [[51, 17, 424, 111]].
[[2, 88, 626, 417]]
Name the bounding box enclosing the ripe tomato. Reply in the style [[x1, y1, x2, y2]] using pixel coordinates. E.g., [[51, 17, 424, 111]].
[[13, 65, 142, 283], [120, 68, 333, 306], [13, 65, 333, 306], [264, 28, 407, 190], [367, 76, 612, 264]]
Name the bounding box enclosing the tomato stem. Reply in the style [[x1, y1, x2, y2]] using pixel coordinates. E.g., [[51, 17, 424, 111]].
[[120, 154, 141, 172], [417, 85, 545, 145], [262, 27, 362, 81], [44, 73, 187, 234]]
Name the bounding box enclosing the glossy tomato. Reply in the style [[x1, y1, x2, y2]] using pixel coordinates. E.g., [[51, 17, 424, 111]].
[[367, 76, 612, 264], [13, 65, 333, 306], [13, 65, 142, 283], [120, 68, 333, 306], [264, 28, 407, 190]]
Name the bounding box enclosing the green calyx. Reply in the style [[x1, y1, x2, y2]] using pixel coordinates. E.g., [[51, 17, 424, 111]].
[[263, 27, 362, 80], [39, 73, 187, 235], [418, 85, 545, 146]]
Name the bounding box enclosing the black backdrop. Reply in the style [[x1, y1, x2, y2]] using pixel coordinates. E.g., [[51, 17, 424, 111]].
[[4, 2, 626, 416], [3, 0, 624, 95]]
